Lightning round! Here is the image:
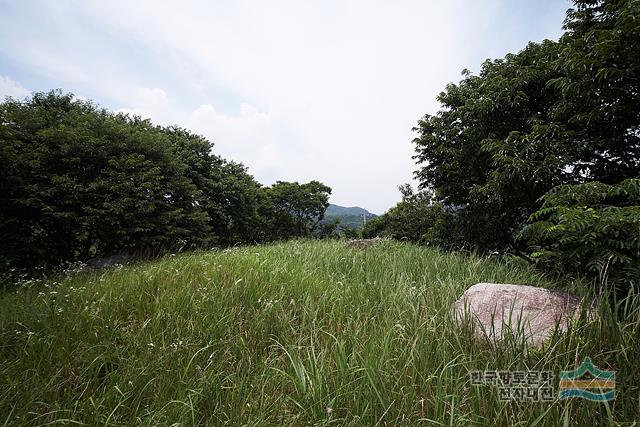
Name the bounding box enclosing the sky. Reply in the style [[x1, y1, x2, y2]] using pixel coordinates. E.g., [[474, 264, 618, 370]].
[[0, 0, 571, 214]]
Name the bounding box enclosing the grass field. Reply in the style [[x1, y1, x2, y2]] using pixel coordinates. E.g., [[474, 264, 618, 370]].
[[1, 240, 638, 426]]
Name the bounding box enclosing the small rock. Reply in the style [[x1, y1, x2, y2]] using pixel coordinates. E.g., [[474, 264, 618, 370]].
[[453, 283, 588, 346], [347, 238, 381, 249], [81, 254, 132, 272]]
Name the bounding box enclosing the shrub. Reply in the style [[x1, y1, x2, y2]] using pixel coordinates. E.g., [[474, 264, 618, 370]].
[[0, 91, 333, 272], [362, 185, 444, 244], [0, 91, 212, 270], [519, 179, 640, 292]]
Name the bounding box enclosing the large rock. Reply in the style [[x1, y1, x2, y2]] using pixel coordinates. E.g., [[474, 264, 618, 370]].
[[453, 283, 587, 346]]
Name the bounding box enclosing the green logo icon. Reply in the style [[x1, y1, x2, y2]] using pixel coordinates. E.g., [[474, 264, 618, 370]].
[[559, 357, 615, 401]]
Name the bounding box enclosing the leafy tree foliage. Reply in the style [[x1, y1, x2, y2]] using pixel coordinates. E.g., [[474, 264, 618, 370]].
[[413, 40, 568, 250], [520, 179, 640, 291], [0, 91, 331, 271], [554, 0, 640, 183], [165, 126, 269, 245], [361, 0, 640, 292], [360, 215, 386, 240], [362, 185, 444, 244], [265, 181, 331, 238], [0, 91, 210, 269], [412, 0, 639, 252]]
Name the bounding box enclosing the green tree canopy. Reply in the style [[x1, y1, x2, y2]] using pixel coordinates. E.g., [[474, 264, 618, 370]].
[[362, 185, 443, 244], [266, 181, 331, 238], [412, 0, 640, 251], [0, 91, 332, 271], [520, 179, 640, 292], [0, 91, 211, 269]]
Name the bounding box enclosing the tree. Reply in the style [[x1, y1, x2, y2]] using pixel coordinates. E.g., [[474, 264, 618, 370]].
[[413, 40, 565, 250], [552, 0, 640, 184], [0, 91, 212, 269], [165, 126, 267, 245], [265, 181, 331, 238], [362, 184, 444, 244], [520, 179, 640, 292], [413, 0, 640, 252], [0, 91, 334, 273]]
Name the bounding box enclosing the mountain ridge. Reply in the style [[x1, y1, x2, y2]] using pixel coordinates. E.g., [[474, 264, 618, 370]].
[[323, 203, 377, 230]]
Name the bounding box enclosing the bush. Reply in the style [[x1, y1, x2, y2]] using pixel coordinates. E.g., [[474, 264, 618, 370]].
[[0, 91, 333, 273], [519, 179, 640, 292], [362, 185, 444, 244], [0, 91, 213, 270], [413, 0, 640, 251]]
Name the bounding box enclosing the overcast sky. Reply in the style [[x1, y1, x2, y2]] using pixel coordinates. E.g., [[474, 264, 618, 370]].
[[0, 0, 570, 213]]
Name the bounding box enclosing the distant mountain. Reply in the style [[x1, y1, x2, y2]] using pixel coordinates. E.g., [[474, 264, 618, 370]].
[[322, 204, 377, 230]]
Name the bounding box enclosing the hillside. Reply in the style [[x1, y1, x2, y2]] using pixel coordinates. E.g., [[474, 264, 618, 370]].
[[1, 240, 638, 425], [322, 203, 377, 230]]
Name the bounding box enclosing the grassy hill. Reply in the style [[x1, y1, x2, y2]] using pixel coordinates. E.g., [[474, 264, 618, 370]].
[[1, 240, 638, 425], [322, 204, 377, 230]]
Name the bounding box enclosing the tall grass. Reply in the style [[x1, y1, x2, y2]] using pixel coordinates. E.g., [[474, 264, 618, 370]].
[[0, 240, 638, 425]]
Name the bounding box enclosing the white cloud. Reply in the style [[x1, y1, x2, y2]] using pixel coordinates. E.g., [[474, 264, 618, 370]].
[[117, 87, 172, 123], [188, 102, 292, 183], [0, 75, 29, 99], [60, 80, 296, 184], [27, 48, 89, 83], [79, 0, 566, 212], [0, 1, 570, 212]]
